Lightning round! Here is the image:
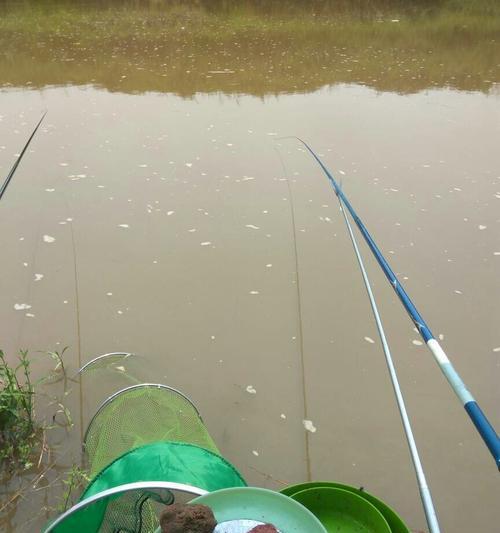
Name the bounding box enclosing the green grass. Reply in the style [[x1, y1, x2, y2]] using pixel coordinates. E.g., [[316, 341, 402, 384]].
[[0, 350, 39, 474]]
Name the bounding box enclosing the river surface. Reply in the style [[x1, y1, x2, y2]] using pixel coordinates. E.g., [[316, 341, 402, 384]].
[[0, 2, 499, 532]]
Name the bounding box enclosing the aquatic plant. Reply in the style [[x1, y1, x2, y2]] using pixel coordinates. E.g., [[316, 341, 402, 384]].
[[58, 465, 91, 513], [0, 350, 38, 473]]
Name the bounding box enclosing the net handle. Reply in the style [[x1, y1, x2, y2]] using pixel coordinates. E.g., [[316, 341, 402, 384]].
[[44, 481, 207, 532]]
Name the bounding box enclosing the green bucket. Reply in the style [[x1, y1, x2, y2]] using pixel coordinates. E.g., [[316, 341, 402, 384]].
[[290, 487, 391, 533], [281, 482, 410, 533]]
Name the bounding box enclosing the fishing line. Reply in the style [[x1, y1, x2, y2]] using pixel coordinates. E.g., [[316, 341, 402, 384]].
[[274, 144, 312, 482]]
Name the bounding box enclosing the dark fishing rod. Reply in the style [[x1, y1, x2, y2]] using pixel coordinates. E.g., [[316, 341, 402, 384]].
[[0, 112, 46, 201], [285, 136, 499, 470]]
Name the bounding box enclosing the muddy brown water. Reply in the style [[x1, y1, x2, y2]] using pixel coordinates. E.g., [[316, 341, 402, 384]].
[[0, 2, 499, 532]]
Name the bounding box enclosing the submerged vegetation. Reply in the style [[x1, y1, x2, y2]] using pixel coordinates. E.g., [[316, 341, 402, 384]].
[[0, 0, 498, 95]]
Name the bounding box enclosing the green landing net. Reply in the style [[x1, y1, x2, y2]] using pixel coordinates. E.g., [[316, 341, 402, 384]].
[[44, 383, 246, 532], [84, 384, 220, 478]]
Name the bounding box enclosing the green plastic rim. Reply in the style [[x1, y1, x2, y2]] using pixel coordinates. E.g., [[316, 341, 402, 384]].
[[291, 487, 391, 533], [280, 482, 410, 533]]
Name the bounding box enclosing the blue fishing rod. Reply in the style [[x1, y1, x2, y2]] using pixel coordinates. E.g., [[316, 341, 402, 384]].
[[0, 112, 46, 201], [293, 137, 500, 470]]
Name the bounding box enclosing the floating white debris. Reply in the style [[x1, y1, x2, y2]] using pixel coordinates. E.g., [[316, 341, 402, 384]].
[[45, 188, 55, 192], [188, 228, 197, 233], [138, 164, 148, 168], [245, 224, 260, 230], [267, 132, 277, 136], [338, 170, 346, 175], [106, 292, 113, 296], [493, 347, 500, 353], [266, 264, 272, 268], [252, 450, 259, 457], [246, 385, 257, 394], [478, 225, 487, 230], [14, 303, 31, 311], [185, 163, 193, 168], [249, 290, 260, 295], [303, 420, 317, 433], [494, 252, 500, 256], [412, 340, 423, 346], [23, 262, 28, 267], [34, 274, 44, 281], [117, 310, 123, 315], [116, 366, 125, 372], [167, 211, 175, 216], [211, 335, 216, 340], [59, 162, 68, 167], [438, 333, 445, 341], [43, 235, 55, 243], [63, 300, 68, 304], [280, 414, 287, 420], [25, 313, 35, 318], [200, 241, 211, 246], [364, 336, 375, 344], [118, 224, 129, 228], [454, 290, 463, 295]]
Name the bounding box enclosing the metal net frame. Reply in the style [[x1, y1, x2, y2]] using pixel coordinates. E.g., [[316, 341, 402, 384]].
[[43, 481, 207, 533]]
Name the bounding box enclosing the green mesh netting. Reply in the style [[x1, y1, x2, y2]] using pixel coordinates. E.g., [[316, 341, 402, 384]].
[[84, 384, 219, 478], [46, 442, 247, 533]]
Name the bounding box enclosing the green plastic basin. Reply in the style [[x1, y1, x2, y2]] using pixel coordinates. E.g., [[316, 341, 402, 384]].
[[290, 487, 392, 533], [192, 486, 328, 532], [281, 482, 410, 533]]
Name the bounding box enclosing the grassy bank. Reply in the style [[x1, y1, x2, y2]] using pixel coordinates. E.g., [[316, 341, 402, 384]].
[[0, 348, 84, 530], [0, 1, 498, 94]]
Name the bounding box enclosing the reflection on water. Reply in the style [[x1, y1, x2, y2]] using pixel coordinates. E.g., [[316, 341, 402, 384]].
[[0, 0, 499, 96]]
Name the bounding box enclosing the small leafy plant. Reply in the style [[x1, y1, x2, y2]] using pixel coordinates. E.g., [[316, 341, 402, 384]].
[[59, 465, 91, 512], [0, 350, 39, 473]]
